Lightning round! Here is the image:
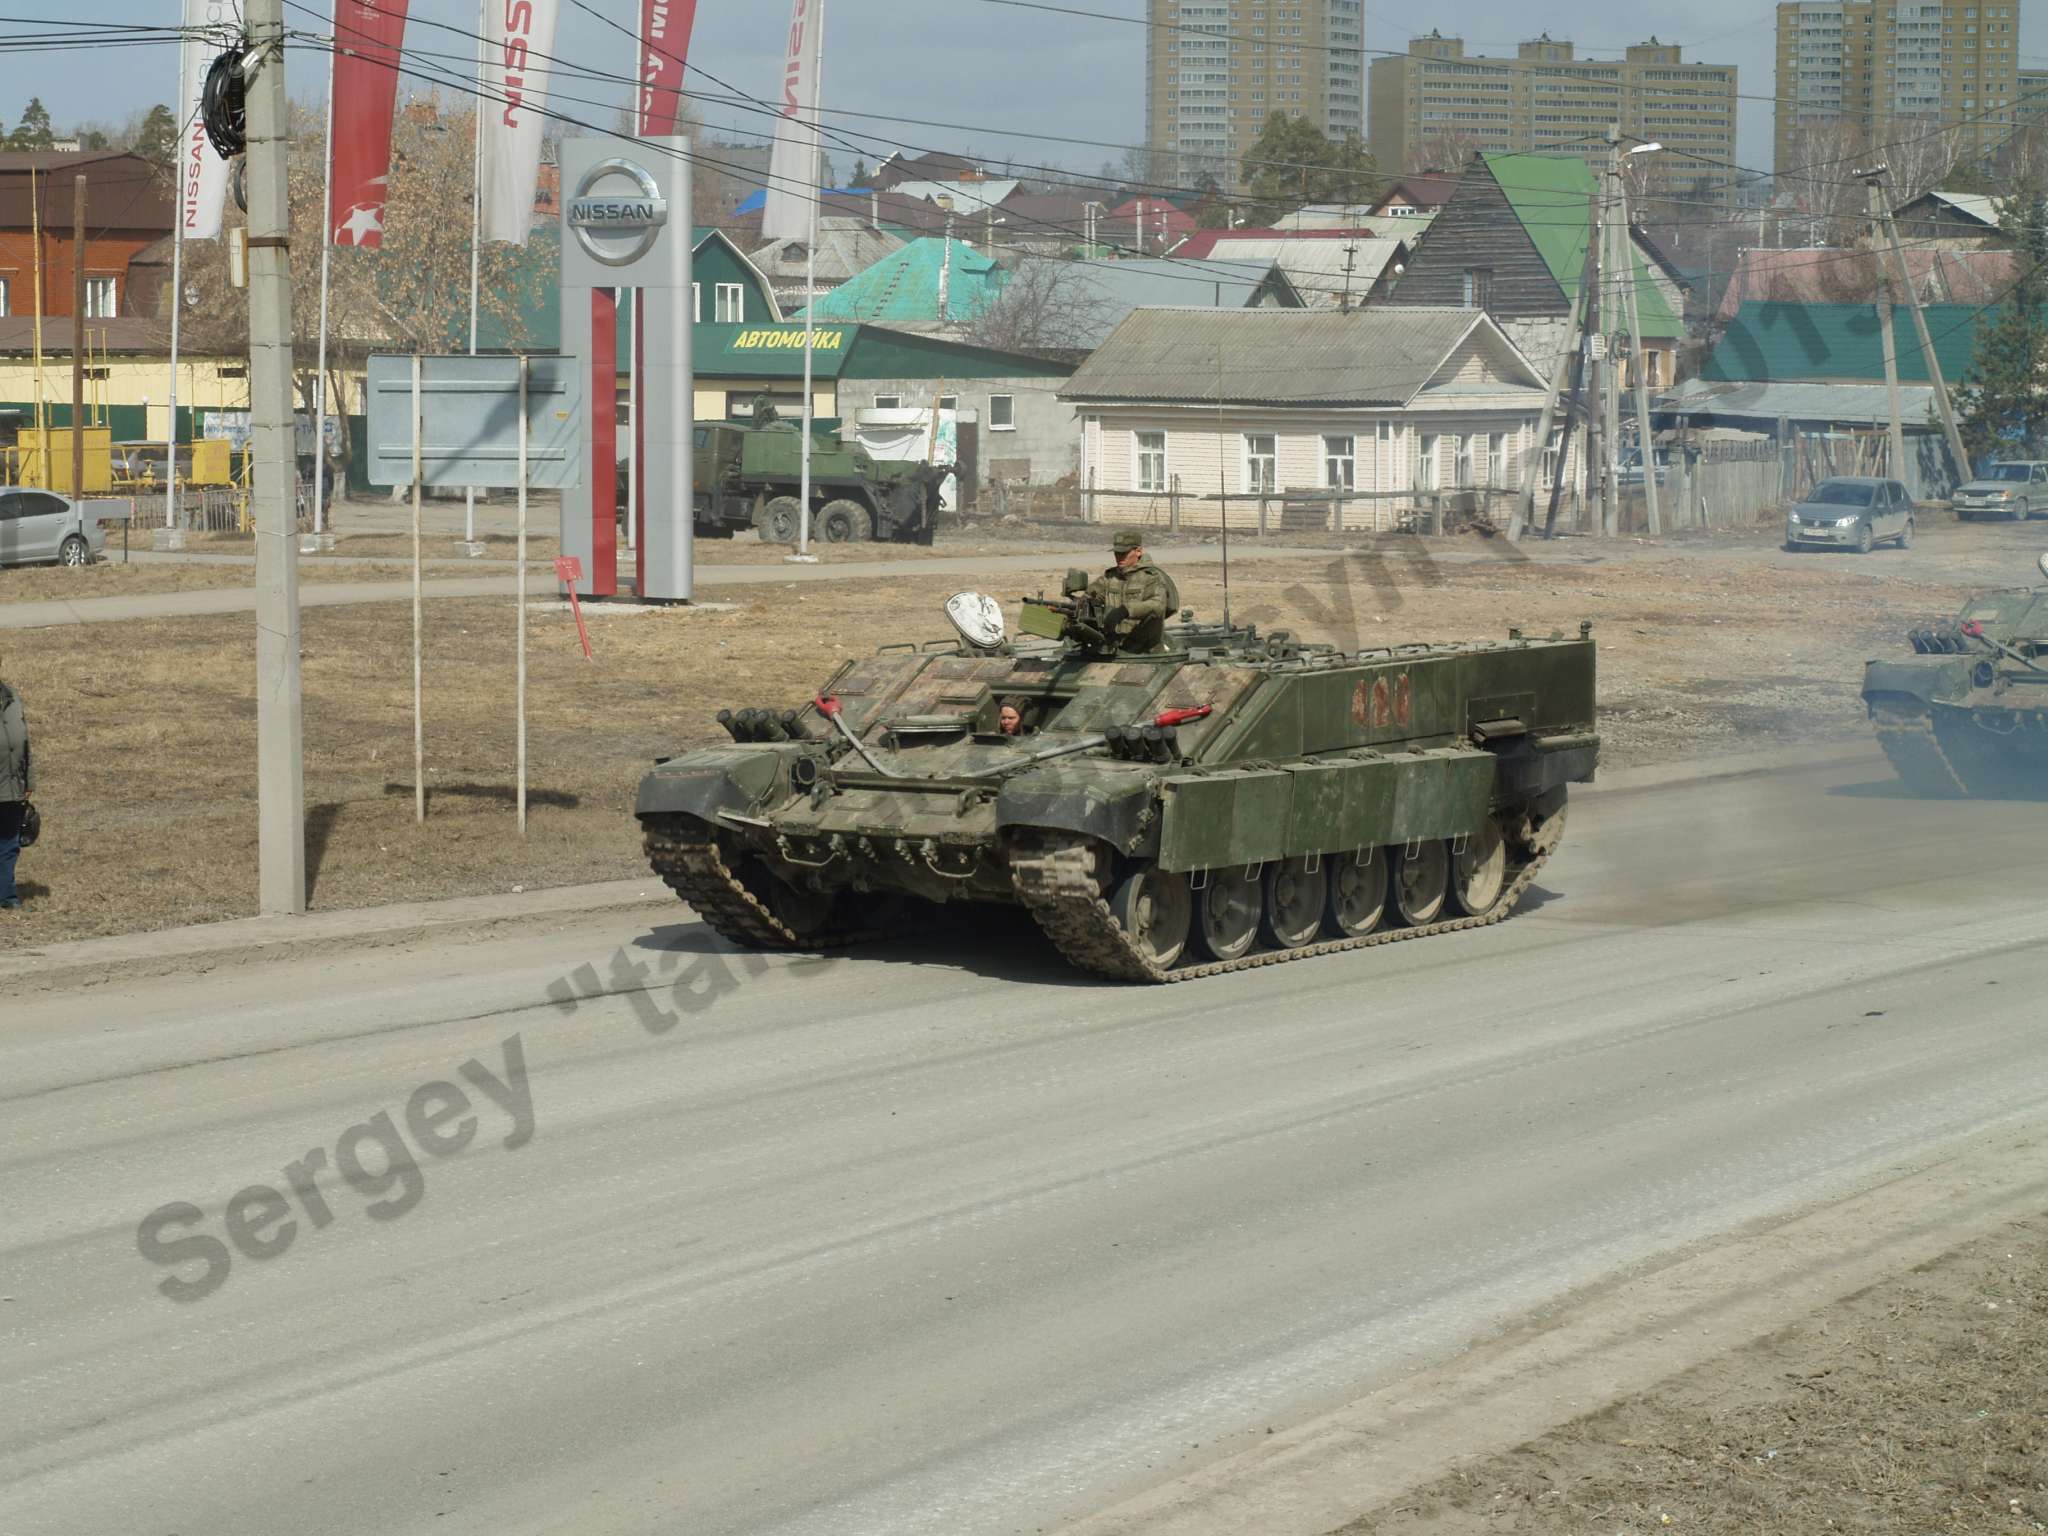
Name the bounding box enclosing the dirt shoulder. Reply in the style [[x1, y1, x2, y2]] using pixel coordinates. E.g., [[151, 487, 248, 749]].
[[1337, 1211, 2048, 1535], [0, 515, 2034, 948]]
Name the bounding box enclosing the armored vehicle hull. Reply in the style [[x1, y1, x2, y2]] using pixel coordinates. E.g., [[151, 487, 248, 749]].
[[1864, 578, 2048, 798], [637, 616, 1599, 981]]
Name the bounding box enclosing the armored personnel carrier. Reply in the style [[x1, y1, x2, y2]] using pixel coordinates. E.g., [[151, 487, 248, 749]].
[[635, 588, 1600, 981], [1862, 552, 2048, 798]]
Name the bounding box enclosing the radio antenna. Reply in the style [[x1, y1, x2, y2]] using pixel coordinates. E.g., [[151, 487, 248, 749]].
[[1216, 335, 1231, 629]]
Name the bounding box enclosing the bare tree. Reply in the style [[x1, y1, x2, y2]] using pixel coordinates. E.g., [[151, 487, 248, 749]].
[[174, 94, 546, 467], [967, 258, 1117, 354], [1406, 129, 1488, 175]]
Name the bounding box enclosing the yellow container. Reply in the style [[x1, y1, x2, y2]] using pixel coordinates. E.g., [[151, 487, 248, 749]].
[[189, 439, 233, 486], [18, 427, 114, 493]]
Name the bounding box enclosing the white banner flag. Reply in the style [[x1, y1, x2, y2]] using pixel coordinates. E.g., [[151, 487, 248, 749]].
[[480, 0, 558, 245], [179, 0, 234, 240], [760, 0, 820, 242]]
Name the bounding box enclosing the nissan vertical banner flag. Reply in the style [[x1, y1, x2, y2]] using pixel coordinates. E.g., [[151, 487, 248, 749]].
[[179, 0, 233, 239], [760, 0, 819, 241], [329, 0, 411, 247], [480, 0, 559, 245], [636, 0, 696, 137]]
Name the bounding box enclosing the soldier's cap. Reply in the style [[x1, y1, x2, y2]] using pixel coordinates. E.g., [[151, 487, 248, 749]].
[[1111, 527, 1144, 553]]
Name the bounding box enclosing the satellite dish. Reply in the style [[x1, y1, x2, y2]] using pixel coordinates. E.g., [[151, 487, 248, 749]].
[[944, 591, 1006, 651], [2038, 551, 2048, 582]]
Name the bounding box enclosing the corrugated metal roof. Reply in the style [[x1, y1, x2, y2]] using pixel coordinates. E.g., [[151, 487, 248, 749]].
[[1698, 300, 1987, 384], [1924, 189, 1999, 225], [1659, 377, 1941, 428], [800, 238, 1007, 324], [1061, 306, 1499, 406], [1712, 247, 2018, 321], [999, 258, 1301, 349], [1168, 237, 1406, 306]]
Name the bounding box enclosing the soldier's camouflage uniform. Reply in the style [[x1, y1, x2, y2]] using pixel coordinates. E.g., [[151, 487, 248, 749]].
[[1087, 561, 1178, 652]]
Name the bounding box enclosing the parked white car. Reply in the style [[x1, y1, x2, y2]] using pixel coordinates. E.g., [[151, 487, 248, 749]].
[[0, 487, 108, 568]]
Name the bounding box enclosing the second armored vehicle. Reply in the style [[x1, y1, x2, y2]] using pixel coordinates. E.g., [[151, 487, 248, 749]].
[[635, 590, 1600, 981], [691, 419, 946, 545], [1863, 551, 2048, 797]]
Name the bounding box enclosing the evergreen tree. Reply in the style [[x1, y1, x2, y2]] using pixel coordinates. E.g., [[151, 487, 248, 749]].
[[1957, 184, 2048, 460], [133, 104, 179, 166], [849, 157, 871, 188], [1240, 114, 1378, 223], [9, 97, 54, 151]]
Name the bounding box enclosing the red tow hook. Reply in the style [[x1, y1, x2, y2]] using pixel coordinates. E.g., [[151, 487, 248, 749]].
[[1153, 705, 1213, 727]]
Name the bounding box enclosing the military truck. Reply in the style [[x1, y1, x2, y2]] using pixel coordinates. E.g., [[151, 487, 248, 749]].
[[1863, 551, 2048, 797], [634, 589, 1599, 982], [691, 419, 946, 545]]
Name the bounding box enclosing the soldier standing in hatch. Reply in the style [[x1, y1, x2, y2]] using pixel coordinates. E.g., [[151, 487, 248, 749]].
[[1083, 528, 1177, 653], [0, 672, 31, 910]]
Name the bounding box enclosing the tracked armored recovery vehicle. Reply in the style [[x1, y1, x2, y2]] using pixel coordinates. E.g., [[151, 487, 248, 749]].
[[635, 589, 1600, 981], [1862, 552, 2048, 798]]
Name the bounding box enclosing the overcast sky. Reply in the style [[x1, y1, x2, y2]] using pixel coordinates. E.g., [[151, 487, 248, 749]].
[[21, 0, 2048, 188]]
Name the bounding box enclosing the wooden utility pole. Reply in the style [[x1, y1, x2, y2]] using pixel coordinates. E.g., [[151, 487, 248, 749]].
[[245, 0, 308, 912], [1868, 182, 1908, 481], [71, 174, 85, 499], [1514, 200, 1597, 541], [1863, 165, 1970, 480]]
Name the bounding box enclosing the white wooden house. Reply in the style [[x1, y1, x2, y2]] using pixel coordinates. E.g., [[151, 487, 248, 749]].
[[1062, 306, 1576, 532]]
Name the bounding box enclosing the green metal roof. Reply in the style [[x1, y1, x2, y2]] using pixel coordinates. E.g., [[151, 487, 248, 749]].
[[799, 237, 1009, 324], [1483, 153, 1682, 340], [693, 322, 1072, 381], [1699, 301, 1988, 384]]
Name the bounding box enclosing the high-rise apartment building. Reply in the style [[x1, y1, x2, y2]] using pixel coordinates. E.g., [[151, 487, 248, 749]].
[[1367, 34, 1739, 207], [1774, 1, 2024, 174], [1145, 0, 1366, 187]]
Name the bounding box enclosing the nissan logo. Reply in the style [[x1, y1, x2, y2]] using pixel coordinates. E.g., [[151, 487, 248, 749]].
[[566, 158, 668, 267]]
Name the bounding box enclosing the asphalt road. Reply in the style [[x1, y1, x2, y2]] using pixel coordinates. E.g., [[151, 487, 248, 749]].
[[4, 753, 2047, 1535]]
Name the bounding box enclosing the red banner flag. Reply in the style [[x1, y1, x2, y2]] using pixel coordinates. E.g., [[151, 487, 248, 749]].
[[330, 0, 411, 247], [636, 0, 697, 137]]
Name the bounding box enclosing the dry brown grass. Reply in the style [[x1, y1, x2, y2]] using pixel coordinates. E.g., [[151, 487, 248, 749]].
[[0, 540, 1983, 947], [1340, 1216, 2048, 1534]]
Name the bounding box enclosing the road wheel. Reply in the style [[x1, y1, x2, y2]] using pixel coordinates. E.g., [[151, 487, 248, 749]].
[[1110, 866, 1191, 970], [1260, 857, 1327, 950], [1392, 841, 1450, 926], [2013, 498, 2030, 522], [756, 496, 804, 544], [1324, 849, 1388, 937], [1193, 867, 1261, 961], [59, 535, 90, 567], [1855, 522, 1874, 555], [819, 499, 872, 543], [1898, 517, 1914, 550], [1450, 818, 1508, 917]]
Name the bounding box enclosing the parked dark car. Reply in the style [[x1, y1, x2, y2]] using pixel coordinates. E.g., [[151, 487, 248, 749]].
[[1784, 476, 1914, 554]]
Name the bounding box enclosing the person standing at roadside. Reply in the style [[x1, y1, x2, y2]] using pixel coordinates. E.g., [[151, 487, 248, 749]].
[[0, 673, 32, 910]]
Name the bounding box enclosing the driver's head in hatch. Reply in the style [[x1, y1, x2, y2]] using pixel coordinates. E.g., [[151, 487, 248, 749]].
[[998, 701, 1026, 736]]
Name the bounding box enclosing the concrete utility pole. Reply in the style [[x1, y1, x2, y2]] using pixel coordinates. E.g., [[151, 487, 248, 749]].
[[244, 0, 308, 914], [1868, 181, 1908, 482], [1618, 145, 1661, 536], [1862, 164, 1970, 480], [1513, 207, 1595, 541], [1594, 129, 1620, 537], [71, 174, 85, 499]]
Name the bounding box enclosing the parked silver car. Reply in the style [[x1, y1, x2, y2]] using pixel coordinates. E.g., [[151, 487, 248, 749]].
[[0, 487, 108, 568], [1784, 476, 1915, 554], [1951, 460, 2048, 520]]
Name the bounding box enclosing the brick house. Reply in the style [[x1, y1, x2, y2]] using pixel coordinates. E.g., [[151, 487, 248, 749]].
[[0, 151, 174, 322]]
